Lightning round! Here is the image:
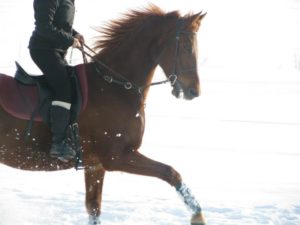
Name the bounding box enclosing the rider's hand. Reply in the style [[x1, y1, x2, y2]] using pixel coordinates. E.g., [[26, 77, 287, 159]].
[[75, 34, 85, 45], [72, 38, 82, 48]]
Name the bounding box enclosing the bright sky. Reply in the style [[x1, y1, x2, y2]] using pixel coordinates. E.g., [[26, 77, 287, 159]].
[[0, 0, 299, 74]]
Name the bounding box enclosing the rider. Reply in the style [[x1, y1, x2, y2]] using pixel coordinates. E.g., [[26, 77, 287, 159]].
[[28, 0, 84, 161]]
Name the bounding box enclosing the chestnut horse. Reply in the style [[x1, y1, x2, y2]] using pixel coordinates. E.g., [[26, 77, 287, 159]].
[[0, 5, 206, 225]]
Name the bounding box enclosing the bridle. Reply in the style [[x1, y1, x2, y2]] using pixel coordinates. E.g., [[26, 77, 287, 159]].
[[168, 20, 197, 96], [79, 19, 197, 96]]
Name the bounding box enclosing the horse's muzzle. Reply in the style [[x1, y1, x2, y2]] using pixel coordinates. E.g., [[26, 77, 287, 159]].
[[172, 82, 200, 100]]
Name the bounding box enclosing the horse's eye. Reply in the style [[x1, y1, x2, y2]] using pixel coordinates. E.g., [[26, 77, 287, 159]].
[[183, 43, 193, 54]]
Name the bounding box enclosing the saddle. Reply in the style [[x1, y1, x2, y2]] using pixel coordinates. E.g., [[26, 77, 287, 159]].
[[0, 62, 88, 125]]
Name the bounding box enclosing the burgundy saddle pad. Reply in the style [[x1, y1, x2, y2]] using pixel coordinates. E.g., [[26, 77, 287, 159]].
[[0, 64, 88, 122]]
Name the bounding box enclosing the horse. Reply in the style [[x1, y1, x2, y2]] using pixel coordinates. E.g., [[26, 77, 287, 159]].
[[0, 5, 206, 225]]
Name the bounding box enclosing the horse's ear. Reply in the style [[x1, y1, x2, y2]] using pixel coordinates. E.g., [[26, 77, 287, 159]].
[[189, 12, 207, 32], [199, 12, 207, 20]]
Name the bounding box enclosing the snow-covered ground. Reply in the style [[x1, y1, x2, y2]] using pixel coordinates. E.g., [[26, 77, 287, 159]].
[[1, 0, 300, 225]]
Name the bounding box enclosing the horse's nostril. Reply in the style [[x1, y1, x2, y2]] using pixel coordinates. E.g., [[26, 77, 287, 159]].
[[189, 88, 199, 97]]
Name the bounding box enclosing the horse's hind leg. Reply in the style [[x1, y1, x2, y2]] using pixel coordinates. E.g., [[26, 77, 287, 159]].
[[84, 164, 105, 225], [103, 150, 205, 225]]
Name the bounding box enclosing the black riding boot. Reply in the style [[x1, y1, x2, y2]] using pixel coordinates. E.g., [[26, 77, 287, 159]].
[[49, 104, 76, 161]]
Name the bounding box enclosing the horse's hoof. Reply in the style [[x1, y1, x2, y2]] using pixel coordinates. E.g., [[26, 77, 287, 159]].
[[191, 212, 205, 225]]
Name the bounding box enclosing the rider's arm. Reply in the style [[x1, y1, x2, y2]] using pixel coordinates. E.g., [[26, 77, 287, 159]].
[[33, 0, 74, 47]]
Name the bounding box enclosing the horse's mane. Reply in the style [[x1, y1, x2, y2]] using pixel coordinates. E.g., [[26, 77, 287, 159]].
[[93, 4, 180, 56]]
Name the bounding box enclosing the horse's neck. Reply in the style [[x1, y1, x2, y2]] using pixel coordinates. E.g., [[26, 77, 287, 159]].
[[119, 58, 155, 87], [86, 62, 146, 108], [96, 52, 157, 97]]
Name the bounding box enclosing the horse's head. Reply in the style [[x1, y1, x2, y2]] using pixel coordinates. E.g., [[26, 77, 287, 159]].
[[93, 6, 206, 100], [158, 12, 206, 100]]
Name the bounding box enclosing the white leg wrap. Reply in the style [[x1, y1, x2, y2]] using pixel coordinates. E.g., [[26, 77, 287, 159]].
[[176, 182, 202, 215], [88, 215, 101, 225], [51, 101, 71, 110]]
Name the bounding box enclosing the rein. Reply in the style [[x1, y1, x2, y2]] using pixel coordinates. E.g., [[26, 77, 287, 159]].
[[79, 44, 177, 95]]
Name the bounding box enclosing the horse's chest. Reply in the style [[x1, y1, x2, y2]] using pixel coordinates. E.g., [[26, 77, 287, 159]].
[[123, 111, 145, 144], [92, 109, 145, 146]]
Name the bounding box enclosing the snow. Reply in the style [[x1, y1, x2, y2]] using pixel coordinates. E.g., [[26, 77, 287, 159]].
[[1, 0, 300, 225], [1, 142, 300, 225]]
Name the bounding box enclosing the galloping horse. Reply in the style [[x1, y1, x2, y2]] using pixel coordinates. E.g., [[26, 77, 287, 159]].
[[0, 5, 206, 225]]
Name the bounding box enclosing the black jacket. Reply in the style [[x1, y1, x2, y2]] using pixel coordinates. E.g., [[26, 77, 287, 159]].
[[28, 0, 78, 51]]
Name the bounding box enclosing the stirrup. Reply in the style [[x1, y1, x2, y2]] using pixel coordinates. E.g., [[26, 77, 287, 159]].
[[69, 123, 84, 170]]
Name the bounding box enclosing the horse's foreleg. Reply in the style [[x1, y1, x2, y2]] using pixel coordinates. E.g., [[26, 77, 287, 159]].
[[84, 164, 105, 225], [176, 182, 205, 225], [103, 151, 205, 225]]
